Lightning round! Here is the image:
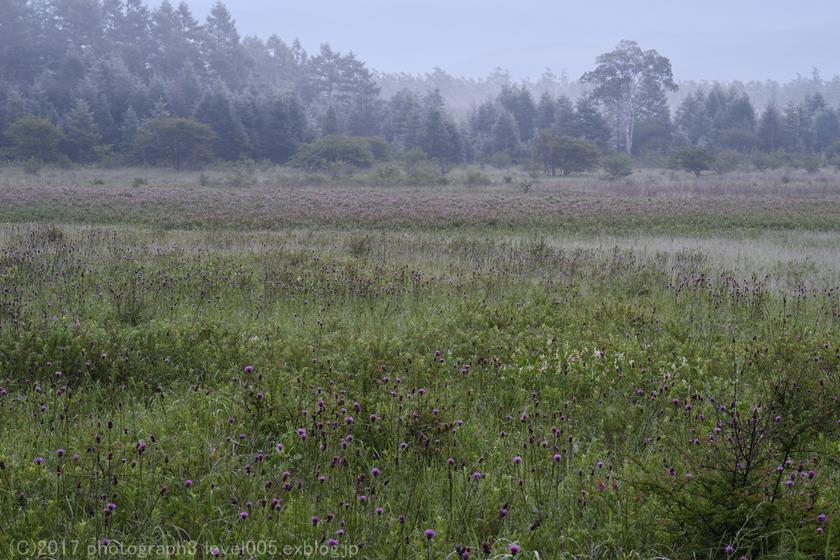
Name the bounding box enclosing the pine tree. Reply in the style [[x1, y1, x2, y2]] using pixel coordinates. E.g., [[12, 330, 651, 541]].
[[62, 99, 101, 162]]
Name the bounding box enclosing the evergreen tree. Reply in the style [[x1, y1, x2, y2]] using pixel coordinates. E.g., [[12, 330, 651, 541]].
[[757, 105, 789, 152], [492, 111, 520, 157], [202, 1, 250, 88], [573, 97, 611, 151], [194, 89, 249, 160], [62, 99, 101, 162], [554, 95, 576, 136], [814, 109, 840, 152], [536, 92, 556, 131]]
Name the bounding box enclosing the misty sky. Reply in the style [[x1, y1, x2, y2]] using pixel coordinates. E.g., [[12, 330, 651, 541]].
[[165, 0, 840, 82]]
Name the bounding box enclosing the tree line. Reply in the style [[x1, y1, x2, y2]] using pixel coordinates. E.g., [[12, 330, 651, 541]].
[[2, 0, 840, 174]]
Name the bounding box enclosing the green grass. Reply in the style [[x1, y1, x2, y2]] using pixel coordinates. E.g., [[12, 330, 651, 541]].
[[0, 168, 837, 559]]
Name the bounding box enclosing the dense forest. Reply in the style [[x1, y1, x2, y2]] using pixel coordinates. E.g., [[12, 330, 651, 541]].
[[2, 0, 840, 172]]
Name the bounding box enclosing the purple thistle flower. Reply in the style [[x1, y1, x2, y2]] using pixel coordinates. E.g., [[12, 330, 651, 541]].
[[244, 365, 254, 374], [817, 513, 827, 523], [510, 543, 521, 555], [55, 449, 65, 457], [106, 502, 117, 511], [327, 539, 339, 547], [424, 529, 436, 540], [239, 511, 248, 520], [553, 453, 562, 462], [276, 443, 285, 452], [311, 515, 319, 525], [724, 544, 735, 555], [102, 538, 110, 546], [296, 428, 307, 440], [34, 457, 44, 464], [371, 467, 381, 477], [185, 479, 193, 488], [210, 547, 220, 557], [513, 455, 522, 465]]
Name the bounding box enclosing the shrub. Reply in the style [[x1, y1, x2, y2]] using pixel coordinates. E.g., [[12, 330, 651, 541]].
[[5, 116, 64, 162], [364, 137, 391, 162], [400, 147, 429, 171], [465, 170, 492, 187], [373, 163, 404, 184], [752, 152, 776, 171], [800, 154, 821, 173], [712, 150, 742, 174], [22, 158, 42, 175], [672, 146, 713, 176], [290, 135, 375, 172], [602, 154, 633, 177], [531, 130, 601, 175], [405, 160, 447, 185], [134, 117, 217, 170], [224, 160, 258, 187], [826, 140, 840, 162]]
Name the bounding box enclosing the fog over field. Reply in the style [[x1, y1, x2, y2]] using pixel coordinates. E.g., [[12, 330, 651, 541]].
[[155, 0, 840, 82]]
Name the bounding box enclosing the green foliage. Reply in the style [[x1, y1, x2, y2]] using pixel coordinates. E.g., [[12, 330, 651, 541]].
[[5, 116, 64, 162], [0, 210, 835, 559], [290, 135, 376, 171], [531, 130, 600, 175], [602, 153, 634, 177], [62, 100, 101, 163], [800, 154, 822, 173], [673, 146, 714, 176], [581, 40, 676, 154], [405, 160, 448, 185], [827, 140, 840, 159], [464, 169, 492, 187], [373, 162, 405, 184], [712, 150, 743, 174], [134, 117, 217, 170], [1, 0, 839, 172], [21, 158, 43, 175]]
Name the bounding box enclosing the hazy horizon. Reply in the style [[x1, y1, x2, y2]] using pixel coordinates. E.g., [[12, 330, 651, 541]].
[[159, 0, 840, 83]]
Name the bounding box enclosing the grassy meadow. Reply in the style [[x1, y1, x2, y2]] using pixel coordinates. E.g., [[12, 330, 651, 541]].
[[0, 166, 838, 559]]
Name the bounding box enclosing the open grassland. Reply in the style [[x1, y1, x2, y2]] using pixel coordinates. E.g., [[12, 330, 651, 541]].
[[0, 168, 838, 559]]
